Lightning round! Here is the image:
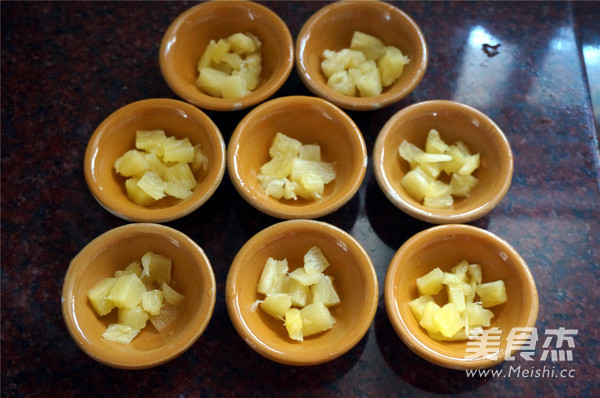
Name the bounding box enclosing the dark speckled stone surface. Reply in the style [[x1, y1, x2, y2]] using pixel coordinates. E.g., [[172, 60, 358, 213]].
[[2, 1, 599, 397]]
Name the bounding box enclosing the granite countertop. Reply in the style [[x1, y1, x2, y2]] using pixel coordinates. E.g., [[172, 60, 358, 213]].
[[2, 1, 599, 397]]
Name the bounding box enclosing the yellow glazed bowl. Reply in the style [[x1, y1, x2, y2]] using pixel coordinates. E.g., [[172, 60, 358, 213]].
[[226, 219, 378, 366], [384, 224, 538, 370], [296, 0, 428, 111], [227, 95, 367, 219], [373, 100, 513, 224], [84, 98, 226, 223], [61, 223, 217, 369], [159, 1, 294, 111]]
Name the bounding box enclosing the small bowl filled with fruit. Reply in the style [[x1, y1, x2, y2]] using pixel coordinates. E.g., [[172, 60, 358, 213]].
[[295, 1, 428, 111], [384, 224, 538, 370], [61, 223, 217, 369], [227, 95, 367, 219], [159, 1, 294, 111], [84, 98, 226, 223], [373, 99, 513, 224], [226, 219, 378, 366]]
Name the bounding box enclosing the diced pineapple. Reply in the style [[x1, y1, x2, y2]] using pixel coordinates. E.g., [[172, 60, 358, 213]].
[[300, 302, 335, 337], [424, 194, 453, 209], [425, 129, 451, 154], [428, 328, 469, 341], [416, 267, 444, 295], [350, 31, 385, 61], [401, 167, 433, 202], [125, 178, 157, 206], [290, 158, 336, 192], [458, 153, 480, 176], [141, 289, 164, 316], [118, 306, 149, 330], [283, 276, 311, 307], [303, 246, 330, 274], [258, 176, 286, 199], [260, 155, 295, 180], [433, 303, 464, 338], [398, 140, 425, 168], [136, 130, 167, 154], [209, 39, 231, 63], [162, 282, 184, 306], [257, 258, 289, 295], [260, 294, 292, 320], [447, 284, 467, 312], [137, 171, 166, 201], [354, 62, 382, 97], [414, 152, 453, 164], [164, 162, 196, 199], [327, 70, 356, 96], [87, 277, 117, 316], [465, 302, 494, 328], [408, 295, 434, 322], [284, 308, 303, 342], [114, 150, 150, 177], [377, 45, 410, 86], [108, 273, 146, 310], [149, 303, 179, 332], [451, 260, 470, 282], [114, 261, 143, 278], [269, 132, 302, 158], [102, 323, 140, 345], [451, 173, 478, 197], [196, 67, 228, 97], [476, 280, 508, 307], [299, 145, 321, 161], [468, 263, 482, 284], [191, 144, 208, 173], [144, 153, 170, 179], [321, 48, 365, 78], [289, 267, 324, 286], [221, 75, 250, 99], [419, 301, 441, 335], [310, 276, 340, 307], [227, 32, 257, 54], [141, 252, 172, 286], [162, 137, 194, 163]]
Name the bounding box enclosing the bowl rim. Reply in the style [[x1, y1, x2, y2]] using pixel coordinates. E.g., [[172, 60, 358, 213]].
[[61, 223, 217, 369], [384, 223, 539, 370], [225, 219, 379, 366], [84, 98, 226, 223], [159, 0, 294, 111], [227, 95, 368, 219], [295, 0, 428, 111], [373, 99, 514, 224]]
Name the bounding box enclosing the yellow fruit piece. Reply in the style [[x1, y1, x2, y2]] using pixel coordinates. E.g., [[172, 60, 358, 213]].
[[162, 137, 194, 164], [136, 130, 167, 155], [102, 323, 140, 345], [118, 306, 149, 330], [282, 276, 310, 307], [476, 280, 508, 307], [108, 273, 146, 310], [408, 295, 434, 323], [378, 46, 410, 87], [465, 302, 494, 328], [433, 303, 464, 338], [260, 295, 292, 320], [419, 301, 441, 335], [299, 145, 321, 161], [124, 178, 157, 206], [310, 276, 340, 307], [257, 258, 288, 295], [114, 149, 150, 178], [269, 132, 302, 158], [221, 75, 250, 99], [137, 171, 166, 201], [303, 246, 330, 274], [114, 261, 143, 278], [149, 303, 179, 332], [300, 302, 335, 337], [162, 282, 184, 306], [350, 31, 385, 61], [284, 308, 303, 342], [141, 289, 164, 316], [87, 277, 117, 316], [289, 267, 324, 286], [141, 252, 171, 286], [416, 267, 444, 295]]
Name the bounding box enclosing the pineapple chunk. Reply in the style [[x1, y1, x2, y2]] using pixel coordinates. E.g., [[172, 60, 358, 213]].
[[137, 171, 166, 201], [289, 267, 324, 286], [196, 32, 262, 98], [408, 295, 434, 323], [282, 276, 310, 307], [118, 306, 149, 330], [350, 31, 385, 61], [269, 132, 302, 158], [87, 277, 117, 316], [284, 308, 303, 342], [114, 150, 150, 177], [451, 173, 478, 197], [416, 267, 444, 295], [149, 303, 179, 332], [114, 261, 142, 278], [260, 294, 292, 320], [141, 289, 164, 316], [299, 145, 321, 161], [162, 282, 184, 306], [141, 252, 171, 285], [125, 178, 157, 206], [303, 246, 330, 274], [476, 280, 508, 307], [425, 129, 451, 154], [401, 167, 433, 202], [378, 46, 410, 86], [465, 302, 494, 328], [434, 303, 464, 338], [419, 301, 441, 335], [108, 273, 146, 310], [310, 276, 340, 307], [300, 302, 335, 337], [327, 70, 356, 96], [102, 323, 140, 345], [162, 137, 194, 163], [257, 258, 289, 295], [136, 130, 167, 154]]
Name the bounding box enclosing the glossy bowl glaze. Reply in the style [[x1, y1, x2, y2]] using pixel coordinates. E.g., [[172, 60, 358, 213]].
[[296, 0, 427, 111], [159, 1, 294, 111], [374, 100, 513, 224], [227, 95, 367, 219], [61, 223, 217, 369], [226, 219, 378, 366], [384, 224, 538, 370], [84, 98, 226, 223]]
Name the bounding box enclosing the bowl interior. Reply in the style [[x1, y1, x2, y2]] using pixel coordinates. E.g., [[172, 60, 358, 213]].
[[85, 98, 225, 222], [228, 96, 366, 219], [62, 223, 216, 369], [296, 1, 427, 110], [227, 220, 378, 365], [375, 100, 513, 223], [385, 225, 538, 369], [160, 1, 293, 110]]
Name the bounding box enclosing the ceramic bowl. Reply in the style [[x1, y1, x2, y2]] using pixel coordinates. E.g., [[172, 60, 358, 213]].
[[384, 224, 538, 370], [373, 100, 513, 224], [61, 223, 217, 369], [226, 219, 378, 366], [295, 0, 428, 111], [84, 98, 226, 223], [227, 95, 367, 219], [159, 1, 294, 111]]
